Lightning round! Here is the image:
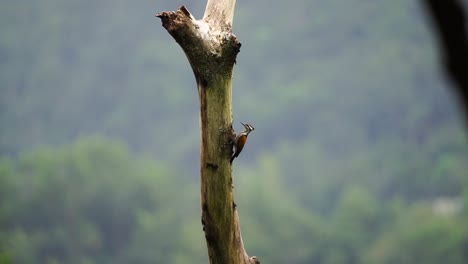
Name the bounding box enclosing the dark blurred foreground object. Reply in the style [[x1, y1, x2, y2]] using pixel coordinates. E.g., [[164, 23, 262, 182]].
[[422, 0, 468, 121]]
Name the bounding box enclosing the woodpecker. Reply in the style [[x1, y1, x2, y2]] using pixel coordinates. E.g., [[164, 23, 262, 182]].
[[230, 122, 254, 164]]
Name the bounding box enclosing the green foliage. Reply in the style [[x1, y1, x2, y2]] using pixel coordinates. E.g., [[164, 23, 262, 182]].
[[0, 250, 10, 264], [0, 138, 466, 263], [236, 155, 328, 263], [0, 137, 198, 263], [364, 203, 467, 264], [0, 0, 467, 263]]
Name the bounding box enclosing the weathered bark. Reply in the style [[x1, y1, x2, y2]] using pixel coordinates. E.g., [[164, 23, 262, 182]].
[[156, 3, 259, 264]]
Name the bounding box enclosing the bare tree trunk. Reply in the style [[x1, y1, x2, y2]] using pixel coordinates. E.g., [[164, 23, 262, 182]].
[[156, 1, 259, 263]]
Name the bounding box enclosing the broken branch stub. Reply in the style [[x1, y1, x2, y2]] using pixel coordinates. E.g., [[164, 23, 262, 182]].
[[156, 6, 241, 85]]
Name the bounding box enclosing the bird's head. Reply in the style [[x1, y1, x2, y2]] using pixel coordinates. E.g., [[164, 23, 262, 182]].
[[241, 122, 254, 134]]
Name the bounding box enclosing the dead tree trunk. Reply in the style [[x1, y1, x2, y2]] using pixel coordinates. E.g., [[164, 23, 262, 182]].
[[156, 1, 259, 263]]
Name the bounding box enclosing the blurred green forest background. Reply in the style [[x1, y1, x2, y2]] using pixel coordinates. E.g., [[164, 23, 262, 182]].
[[1, 0, 468, 263]]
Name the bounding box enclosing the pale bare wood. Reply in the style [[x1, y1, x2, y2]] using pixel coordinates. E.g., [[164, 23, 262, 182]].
[[203, 0, 236, 28]]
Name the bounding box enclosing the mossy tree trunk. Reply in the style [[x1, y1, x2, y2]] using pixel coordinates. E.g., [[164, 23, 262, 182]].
[[156, 1, 259, 263]]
